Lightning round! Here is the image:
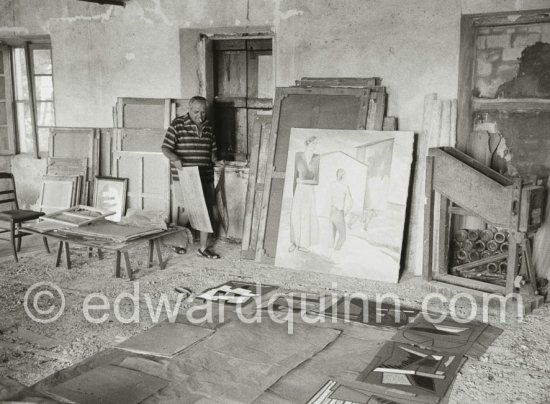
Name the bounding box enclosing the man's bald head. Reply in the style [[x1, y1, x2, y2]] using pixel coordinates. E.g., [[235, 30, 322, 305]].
[[189, 96, 207, 125]]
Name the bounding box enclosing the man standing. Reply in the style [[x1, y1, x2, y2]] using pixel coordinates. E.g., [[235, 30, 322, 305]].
[[161, 96, 220, 259]]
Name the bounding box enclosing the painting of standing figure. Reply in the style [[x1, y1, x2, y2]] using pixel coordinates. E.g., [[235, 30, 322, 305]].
[[289, 136, 320, 252], [275, 128, 414, 283]]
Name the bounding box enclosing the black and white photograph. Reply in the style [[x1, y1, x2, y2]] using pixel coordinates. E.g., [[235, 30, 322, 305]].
[[0, 1, 549, 403]]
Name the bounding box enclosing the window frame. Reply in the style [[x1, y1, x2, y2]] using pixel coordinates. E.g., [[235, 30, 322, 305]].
[[0, 45, 16, 156], [0, 38, 54, 158]]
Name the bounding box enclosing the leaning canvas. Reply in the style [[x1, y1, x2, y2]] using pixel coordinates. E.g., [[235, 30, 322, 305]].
[[275, 128, 414, 283]]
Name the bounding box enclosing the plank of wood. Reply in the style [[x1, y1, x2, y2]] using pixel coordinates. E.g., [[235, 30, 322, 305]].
[[432, 273, 506, 295], [432, 158, 514, 226], [450, 99, 457, 147], [423, 156, 435, 281], [472, 97, 550, 112], [297, 77, 381, 87], [241, 112, 266, 252], [382, 116, 397, 131], [440, 99, 451, 146], [408, 93, 437, 276], [366, 90, 386, 130], [249, 119, 272, 258]]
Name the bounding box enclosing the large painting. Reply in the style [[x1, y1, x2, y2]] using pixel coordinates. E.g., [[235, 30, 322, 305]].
[[275, 129, 414, 282]]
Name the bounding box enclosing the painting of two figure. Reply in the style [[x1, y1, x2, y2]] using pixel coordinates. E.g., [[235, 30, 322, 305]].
[[275, 128, 414, 283]]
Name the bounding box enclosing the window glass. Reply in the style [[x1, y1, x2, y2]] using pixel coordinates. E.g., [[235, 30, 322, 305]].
[[32, 49, 52, 74], [12, 48, 28, 101], [16, 102, 32, 153], [34, 76, 53, 100], [36, 102, 55, 126]]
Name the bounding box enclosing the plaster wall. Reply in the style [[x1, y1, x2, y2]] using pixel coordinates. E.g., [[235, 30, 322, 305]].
[[1, 0, 549, 273]]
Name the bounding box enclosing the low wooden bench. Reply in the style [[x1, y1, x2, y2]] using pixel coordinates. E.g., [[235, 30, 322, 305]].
[[25, 227, 182, 280]]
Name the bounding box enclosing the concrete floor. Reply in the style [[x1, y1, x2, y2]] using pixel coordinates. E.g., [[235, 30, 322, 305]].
[[0, 235, 549, 403]]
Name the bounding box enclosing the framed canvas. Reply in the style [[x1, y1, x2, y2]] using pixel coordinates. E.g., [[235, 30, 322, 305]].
[[112, 151, 170, 216], [274, 128, 414, 283], [93, 176, 128, 222], [39, 175, 79, 214]]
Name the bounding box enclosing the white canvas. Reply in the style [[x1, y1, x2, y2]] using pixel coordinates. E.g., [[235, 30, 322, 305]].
[[275, 129, 414, 283]]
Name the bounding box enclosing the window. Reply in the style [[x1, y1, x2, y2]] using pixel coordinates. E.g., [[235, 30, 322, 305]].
[[211, 37, 274, 161], [0, 41, 55, 157]]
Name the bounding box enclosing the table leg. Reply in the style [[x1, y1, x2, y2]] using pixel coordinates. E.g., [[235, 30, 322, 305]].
[[88, 247, 93, 258], [42, 237, 50, 254], [122, 251, 133, 280], [147, 240, 154, 268], [114, 251, 121, 278], [154, 239, 165, 269], [97, 249, 103, 260], [64, 242, 71, 270], [55, 241, 64, 267]]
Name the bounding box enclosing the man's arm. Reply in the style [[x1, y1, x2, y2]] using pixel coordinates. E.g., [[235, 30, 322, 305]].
[[161, 125, 183, 169], [161, 146, 183, 169]]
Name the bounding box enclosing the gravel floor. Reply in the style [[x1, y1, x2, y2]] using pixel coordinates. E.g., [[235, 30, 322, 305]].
[[0, 235, 549, 403]]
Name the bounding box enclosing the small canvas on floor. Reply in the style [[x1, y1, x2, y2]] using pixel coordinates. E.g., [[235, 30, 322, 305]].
[[116, 321, 214, 358], [275, 128, 414, 282], [47, 364, 169, 404]]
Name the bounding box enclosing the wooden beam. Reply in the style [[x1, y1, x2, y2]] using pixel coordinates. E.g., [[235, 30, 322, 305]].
[[472, 97, 550, 113]]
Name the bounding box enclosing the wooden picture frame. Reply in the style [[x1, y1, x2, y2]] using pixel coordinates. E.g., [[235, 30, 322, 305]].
[[93, 176, 128, 222], [39, 175, 79, 214], [48, 127, 99, 204], [112, 151, 170, 216], [41, 205, 114, 227]]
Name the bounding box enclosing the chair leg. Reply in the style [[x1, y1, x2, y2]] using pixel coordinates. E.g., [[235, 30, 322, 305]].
[[10, 222, 18, 263], [16, 223, 22, 252], [42, 237, 50, 254]]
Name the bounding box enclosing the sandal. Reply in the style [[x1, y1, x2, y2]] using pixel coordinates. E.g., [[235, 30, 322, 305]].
[[197, 248, 220, 259]]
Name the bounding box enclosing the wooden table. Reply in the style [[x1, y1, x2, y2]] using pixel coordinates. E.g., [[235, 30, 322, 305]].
[[25, 227, 182, 280]]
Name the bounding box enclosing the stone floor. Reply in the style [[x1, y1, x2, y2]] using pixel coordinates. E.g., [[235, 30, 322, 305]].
[[0, 235, 549, 403]]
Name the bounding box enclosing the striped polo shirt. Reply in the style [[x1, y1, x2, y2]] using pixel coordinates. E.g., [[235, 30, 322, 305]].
[[162, 113, 217, 181]]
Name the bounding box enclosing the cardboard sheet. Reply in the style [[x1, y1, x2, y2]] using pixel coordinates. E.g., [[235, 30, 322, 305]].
[[47, 364, 169, 404], [197, 281, 279, 308], [319, 297, 420, 328], [356, 342, 464, 402], [120, 319, 341, 403], [391, 316, 489, 355], [255, 327, 394, 404], [116, 321, 214, 358], [176, 167, 213, 233]]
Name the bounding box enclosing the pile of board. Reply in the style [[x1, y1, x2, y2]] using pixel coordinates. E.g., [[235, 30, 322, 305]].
[[38, 128, 102, 214], [240, 77, 397, 263]]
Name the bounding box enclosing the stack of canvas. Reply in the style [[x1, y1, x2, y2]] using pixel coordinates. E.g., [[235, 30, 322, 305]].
[[241, 77, 400, 272]]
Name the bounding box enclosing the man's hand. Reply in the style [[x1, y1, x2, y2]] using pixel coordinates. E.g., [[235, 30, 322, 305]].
[[173, 160, 183, 169]]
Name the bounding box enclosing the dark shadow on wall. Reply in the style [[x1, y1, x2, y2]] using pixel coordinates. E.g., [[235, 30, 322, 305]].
[[496, 41, 550, 99]]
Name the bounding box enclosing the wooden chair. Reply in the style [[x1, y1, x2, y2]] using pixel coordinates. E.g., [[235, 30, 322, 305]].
[[0, 172, 49, 262]]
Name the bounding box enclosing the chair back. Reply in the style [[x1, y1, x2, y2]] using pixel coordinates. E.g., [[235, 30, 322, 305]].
[[0, 173, 19, 211]]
